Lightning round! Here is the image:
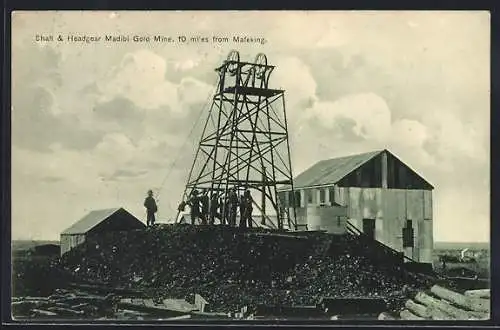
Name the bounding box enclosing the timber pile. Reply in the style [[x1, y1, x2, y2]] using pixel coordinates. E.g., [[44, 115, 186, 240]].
[[378, 286, 490, 320], [12, 288, 118, 319], [59, 225, 436, 314]]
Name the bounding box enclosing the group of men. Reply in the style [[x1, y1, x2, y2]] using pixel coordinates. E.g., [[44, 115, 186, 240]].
[[180, 188, 254, 228], [143, 187, 255, 228]]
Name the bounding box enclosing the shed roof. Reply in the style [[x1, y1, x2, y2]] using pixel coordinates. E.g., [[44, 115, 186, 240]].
[[288, 150, 382, 189], [280, 149, 433, 190], [61, 207, 126, 235]]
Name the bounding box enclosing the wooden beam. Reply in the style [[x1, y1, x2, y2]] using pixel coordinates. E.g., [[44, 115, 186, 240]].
[[405, 300, 430, 319], [464, 289, 490, 299], [400, 309, 424, 320], [426, 305, 455, 320]]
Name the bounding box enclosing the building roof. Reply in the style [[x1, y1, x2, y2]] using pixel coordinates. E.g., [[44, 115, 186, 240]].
[[287, 150, 382, 190], [61, 207, 125, 235]]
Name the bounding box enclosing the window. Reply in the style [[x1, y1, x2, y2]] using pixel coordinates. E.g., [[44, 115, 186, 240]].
[[307, 190, 313, 204], [337, 216, 341, 226], [319, 189, 325, 204], [295, 191, 301, 207], [329, 187, 335, 205]]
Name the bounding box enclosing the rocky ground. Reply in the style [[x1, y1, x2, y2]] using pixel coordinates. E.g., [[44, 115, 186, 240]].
[[54, 224, 437, 314]]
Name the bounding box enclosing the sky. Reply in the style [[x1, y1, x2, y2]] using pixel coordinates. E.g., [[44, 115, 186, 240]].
[[11, 11, 490, 242]]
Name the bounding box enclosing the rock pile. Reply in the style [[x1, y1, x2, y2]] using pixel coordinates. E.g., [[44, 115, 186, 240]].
[[13, 252, 72, 297], [60, 225, 435, 313]]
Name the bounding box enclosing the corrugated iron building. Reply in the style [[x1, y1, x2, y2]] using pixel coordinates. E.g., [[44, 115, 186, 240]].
[[60, 207, 146, 256], [278, 149, 434, 263]]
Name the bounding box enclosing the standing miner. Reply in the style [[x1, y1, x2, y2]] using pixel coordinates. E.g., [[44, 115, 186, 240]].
[[220, 196, 228, 225], [239, 192, 247, 229], [188, 189, 201, 225], [144, 189, 158, 227], [209, 192, 220, 225], [228, 188, 239, 226], [200, 189, 209, 225], [243, 190, 253, 228]]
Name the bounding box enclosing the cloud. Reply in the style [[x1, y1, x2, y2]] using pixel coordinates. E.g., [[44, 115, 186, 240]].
[[304, 93, 392, 143], [12, 84, 103, 151], [104, 169, 149, 182], [41, 176, 64, 183], [97, 50, 214, 115]]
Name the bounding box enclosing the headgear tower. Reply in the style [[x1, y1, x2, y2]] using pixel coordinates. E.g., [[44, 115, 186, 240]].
[[181, 51, 297, 230]]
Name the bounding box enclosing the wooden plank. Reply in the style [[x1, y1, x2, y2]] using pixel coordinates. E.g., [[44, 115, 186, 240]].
[[423, 190, 432, 219], [31, 309, 58, 317], [163, 299, 197, 313], [420, 219, 433, 263], [382, 190, 400, 250], [396, 190, 406, 226], [361, 188, 377, 219], [400, 309, 424, 320], [46, 306, 84, 316], [191, 311, 230, 319], [407, 190, 424, 220], [334, 186, 346, 206], [431, 285, 490, 313], [68, 282, 144, 296], [464, 289, 490, 299], [118, 299, 189, 317], [348, 188, 361, 220], [19, 297, 50, 302], [165, 314, 191, 320]]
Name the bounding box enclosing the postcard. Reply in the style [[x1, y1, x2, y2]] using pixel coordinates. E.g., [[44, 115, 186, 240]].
[[11, 10, 490, 321]]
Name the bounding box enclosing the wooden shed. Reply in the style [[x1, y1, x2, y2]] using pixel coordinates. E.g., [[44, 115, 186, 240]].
[[60, 207, 146, 256], [278, 149, 434, 263]]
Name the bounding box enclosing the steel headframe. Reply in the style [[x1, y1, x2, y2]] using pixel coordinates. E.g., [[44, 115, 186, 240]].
[[180, 51, 297, 230]]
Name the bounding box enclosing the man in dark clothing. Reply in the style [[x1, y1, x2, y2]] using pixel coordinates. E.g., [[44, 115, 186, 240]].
[[200, 189, 209, 225], [239, 193, 247, 229], [144, 190, 158, 226], [188, 190, 201, 225], [242, 190, 253, 228], [228, 188, 239, 226], [219, 197, 227, 225], [209, 193, 220, 225]]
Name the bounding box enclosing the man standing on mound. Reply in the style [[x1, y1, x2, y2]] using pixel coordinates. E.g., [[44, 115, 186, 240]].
[[144, 189, 158, 227]]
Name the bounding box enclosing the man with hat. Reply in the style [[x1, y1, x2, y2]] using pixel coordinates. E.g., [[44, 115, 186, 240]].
[[228, 188, 239, 227], [144, 189, 158, 227], [188, 189, 201, 225], [242, 189, 253, 228]]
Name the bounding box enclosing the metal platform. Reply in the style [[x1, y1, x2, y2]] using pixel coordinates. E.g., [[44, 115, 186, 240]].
[[222, 86, 283, 97]]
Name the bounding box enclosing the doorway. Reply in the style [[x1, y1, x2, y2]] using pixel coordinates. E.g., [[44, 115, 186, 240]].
[[362, 218, 376, 239], [403, 220, 414, 248]]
